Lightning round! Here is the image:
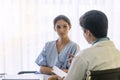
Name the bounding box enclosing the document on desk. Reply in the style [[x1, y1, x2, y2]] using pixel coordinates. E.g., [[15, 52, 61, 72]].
[[52, 66, 67, 78]]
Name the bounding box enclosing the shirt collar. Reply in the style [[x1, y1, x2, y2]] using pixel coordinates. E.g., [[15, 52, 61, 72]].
[[92, 37, 110, 45]]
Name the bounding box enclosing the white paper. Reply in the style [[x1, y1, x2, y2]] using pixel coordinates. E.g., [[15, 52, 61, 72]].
[[52, 66, 67, 78]]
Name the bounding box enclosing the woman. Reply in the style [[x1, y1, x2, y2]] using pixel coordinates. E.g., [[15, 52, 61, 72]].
[[35, 15, 80, 75]]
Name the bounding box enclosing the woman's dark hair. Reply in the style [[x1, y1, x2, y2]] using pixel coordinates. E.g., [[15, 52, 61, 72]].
[[53, 15, 71, 27], [80, 10, 108, 38]]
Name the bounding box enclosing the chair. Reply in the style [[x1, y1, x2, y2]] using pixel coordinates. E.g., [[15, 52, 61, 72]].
[[18, 71, 37, 75], [90, 67, 120, 80]]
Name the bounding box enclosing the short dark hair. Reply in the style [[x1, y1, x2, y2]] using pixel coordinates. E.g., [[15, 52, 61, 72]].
[[80, 10, 108, 38], [53, 15, 71, 27]]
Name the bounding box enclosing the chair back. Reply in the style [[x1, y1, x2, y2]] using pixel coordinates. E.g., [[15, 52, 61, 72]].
[[90, 67, 120, 80]]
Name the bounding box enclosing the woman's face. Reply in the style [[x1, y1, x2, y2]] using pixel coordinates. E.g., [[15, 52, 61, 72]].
[[54, 19, 71, 38]]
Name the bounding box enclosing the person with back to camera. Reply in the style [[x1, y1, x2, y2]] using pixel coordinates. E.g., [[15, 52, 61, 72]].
[[35, 15, 80, 75], [48, 10, 120, 80]]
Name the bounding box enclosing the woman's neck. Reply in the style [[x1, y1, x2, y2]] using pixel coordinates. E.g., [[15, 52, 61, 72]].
[[57, 37, 70, 44], [56, 37, 70, 53]]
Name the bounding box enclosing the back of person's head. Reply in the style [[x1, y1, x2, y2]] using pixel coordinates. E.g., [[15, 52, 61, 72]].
[[53, 15, 71, 27], [80, 10, 108, 38]]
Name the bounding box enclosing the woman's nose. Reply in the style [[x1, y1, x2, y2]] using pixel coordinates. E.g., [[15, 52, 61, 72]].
[[60, 27, 65, 32]]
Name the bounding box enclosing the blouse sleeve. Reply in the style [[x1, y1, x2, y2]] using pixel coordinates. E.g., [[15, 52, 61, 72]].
[[71, 43, 80, 56], [35, 43, 48, 66]]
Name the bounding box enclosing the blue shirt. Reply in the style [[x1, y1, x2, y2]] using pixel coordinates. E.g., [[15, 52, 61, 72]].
[[35, 40, 80, 71]]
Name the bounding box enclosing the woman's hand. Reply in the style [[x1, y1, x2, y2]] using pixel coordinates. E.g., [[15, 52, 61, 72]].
[[48, 75, 58, 80], [48, 75, 64, 80], [40, 66, 54, 75]]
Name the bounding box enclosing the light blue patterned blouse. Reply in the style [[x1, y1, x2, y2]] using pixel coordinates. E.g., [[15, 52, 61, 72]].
[[35, 40, 80, 71]]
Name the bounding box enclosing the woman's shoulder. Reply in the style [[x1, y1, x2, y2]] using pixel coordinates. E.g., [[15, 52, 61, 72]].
[[69, 41, 79, 46], [45, 40, 56, 46]]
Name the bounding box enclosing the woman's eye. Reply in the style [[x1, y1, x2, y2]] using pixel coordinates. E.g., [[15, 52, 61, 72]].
[[57, 25, 61, 29], [63, 26, 67, 28]]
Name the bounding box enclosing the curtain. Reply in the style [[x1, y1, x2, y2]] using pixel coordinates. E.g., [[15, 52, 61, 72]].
[[0, 0, 120, 74]]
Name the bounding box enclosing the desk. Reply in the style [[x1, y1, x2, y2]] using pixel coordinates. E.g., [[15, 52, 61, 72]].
[[0, 74, 50, 80]]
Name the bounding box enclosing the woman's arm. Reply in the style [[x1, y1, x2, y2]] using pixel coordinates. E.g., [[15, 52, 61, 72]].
[[40, 66, 54, 75], [48, 75, 58, 80]]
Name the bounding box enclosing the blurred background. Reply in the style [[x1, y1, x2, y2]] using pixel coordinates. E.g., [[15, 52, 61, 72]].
[[0, 0, 120, 74]]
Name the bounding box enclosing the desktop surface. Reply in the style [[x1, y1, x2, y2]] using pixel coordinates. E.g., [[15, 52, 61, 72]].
[[2, 79, 40, 80], [0, 74, 43, 80]]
